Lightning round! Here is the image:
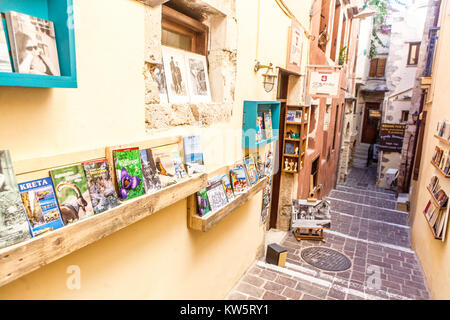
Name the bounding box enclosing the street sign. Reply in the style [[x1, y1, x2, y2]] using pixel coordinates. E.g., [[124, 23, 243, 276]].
[[379, 123, 406, 152]]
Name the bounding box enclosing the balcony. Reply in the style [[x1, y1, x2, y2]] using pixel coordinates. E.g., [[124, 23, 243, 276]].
[[423, 27, 440, 77]]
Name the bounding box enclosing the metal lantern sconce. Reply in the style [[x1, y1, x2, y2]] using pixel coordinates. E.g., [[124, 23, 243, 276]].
[[411, 111, 419, 124], [254, 61, 277, 93]]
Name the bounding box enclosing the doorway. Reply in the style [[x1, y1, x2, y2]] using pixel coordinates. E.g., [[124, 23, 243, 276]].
[[361, 103, 380, 144]]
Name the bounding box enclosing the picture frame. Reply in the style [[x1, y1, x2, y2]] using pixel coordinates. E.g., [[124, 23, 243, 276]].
[[286, 19, 303, 74], [184, 51, 212, 104], [161, 46, 190, 104]]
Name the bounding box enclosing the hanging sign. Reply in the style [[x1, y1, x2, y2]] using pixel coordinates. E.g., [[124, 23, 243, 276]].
[[307, 69, 341, 98], [379, 123, 406, 152], [286, 20, 303, 73], [369, 109, 381, 118]]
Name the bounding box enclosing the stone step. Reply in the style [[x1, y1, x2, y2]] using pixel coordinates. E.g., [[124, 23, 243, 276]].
[[325, 197, 409, 226], [329, 189, 397, 210], [335, 185, 397, 200]]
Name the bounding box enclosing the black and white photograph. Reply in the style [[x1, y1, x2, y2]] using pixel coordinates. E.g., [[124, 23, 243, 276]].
[[291, 199, 331, 229], [5, 11, 60, 76], [162, 45, 190, 104], [0, 150, 31, 249], [0, 21, 12, 72], [151, 63, 169, 104], [185, 51, 211, 103]]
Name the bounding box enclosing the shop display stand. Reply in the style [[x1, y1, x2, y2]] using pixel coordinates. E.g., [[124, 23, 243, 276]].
[[292, 227, 324, 241], [0, 136, 207, 288], [242, 100, 280, 149], [188, 164, 268, 232]]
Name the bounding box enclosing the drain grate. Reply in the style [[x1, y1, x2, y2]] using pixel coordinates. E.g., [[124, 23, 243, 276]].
[[301, 247, 352, 272]]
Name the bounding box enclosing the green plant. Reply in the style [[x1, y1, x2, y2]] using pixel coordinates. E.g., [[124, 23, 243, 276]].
[[338, 46, 348, 65]]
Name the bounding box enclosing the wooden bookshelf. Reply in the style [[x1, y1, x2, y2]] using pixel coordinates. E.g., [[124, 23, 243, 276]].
[[188, 167, 268, 232], [434, 135, 450, 146], [431, 161, 450, 178], [422, 209, 443, 240], [282, 105, 309, 173], [427, 186, 448, 209]]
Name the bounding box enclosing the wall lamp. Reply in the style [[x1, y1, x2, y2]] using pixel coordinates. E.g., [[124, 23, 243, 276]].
[[411, 111, 419, 124], [254, 61, 277, 93]]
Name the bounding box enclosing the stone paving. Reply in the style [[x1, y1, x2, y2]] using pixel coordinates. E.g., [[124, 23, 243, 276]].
[[226, 166, 431, 300]]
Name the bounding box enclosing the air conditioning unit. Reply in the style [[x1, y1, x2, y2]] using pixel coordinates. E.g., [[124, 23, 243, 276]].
[[385, 168, 399, 190]]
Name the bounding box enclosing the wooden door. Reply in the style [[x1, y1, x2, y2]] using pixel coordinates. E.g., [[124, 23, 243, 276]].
[[361, 103, 380, 144]]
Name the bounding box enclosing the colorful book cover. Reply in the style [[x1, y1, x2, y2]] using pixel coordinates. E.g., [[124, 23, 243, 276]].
[[230, 166, 249, 195], [113, 147, 145, 201], [286, 110, 296, 122], [50, 164, 94, 225], [0, 150, 31, 249], [244, 156, 259, 186], [256, 154, 265, 180], [264, 150, 274, 176], [220, 174, 235, 201], [264, 111, 273, 139], [140, 149, 162, 194], [261, 176, 273, 224], [151, 144, 188, 188], [183, 136, 205, 175], [206, 180, 229, 212], [196, 188, 211, 216], [82, 159, 120, 214], [285, 142, 295, 155], [18, 177, 64, 236]]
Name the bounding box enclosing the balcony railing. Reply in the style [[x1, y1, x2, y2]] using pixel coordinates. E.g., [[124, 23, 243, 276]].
[[423, 27, 440, 77]]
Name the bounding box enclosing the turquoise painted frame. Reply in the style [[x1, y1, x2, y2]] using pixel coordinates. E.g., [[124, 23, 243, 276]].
[[0, 0, 77, 88], [242, 100, 280, 149]]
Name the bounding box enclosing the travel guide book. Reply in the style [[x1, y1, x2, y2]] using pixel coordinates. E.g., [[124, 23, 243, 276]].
[[264, 111, 273, 139], [256, 154, 265, 180], [82, 158, 120, 214], [183, 135, 205, 175], [244, 156, 259, 186], [206, 180, 229, 212], [230, 165, 249, 195], [140, 148, 162, 194], [197, 188, 211, 217], [49, 164, 94, 225], [0, 150, 31, 249], [18, 177, 64, 237], [113, 147, 145, 201], [220, 174, 235, 202], [151, 144, 188, 187]]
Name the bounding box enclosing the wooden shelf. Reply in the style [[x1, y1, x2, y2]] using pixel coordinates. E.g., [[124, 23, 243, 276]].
[[286, 121, 303, 125], [427, 186, 448, 209], [285, 138, 300, 141], [283, 154, 299, 158], [422, 209, 443, 240], [0, 172, 208, 287], [434, 135, 450, 146], [431, 161, 450, 178], [188, 176, 268, 232], [282, 169, 298, 174]]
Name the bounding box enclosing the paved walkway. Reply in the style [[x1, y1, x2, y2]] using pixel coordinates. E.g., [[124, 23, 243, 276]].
[[226, 166, 431, 300]]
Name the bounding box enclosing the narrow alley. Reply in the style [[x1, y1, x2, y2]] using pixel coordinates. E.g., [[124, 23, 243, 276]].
[[227, 165, 430, 300]]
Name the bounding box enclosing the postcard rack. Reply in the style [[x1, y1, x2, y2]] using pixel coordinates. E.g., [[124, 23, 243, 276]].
[[188, 164, 268, 232], [0, 136, 208, 288]]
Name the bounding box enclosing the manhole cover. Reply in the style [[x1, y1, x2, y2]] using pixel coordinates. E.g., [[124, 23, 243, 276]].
[[301, 247, 352, 272]]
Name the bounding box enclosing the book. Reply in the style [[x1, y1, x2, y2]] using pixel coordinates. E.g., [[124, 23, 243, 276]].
[[0, 150, 31, 249], [140, 149, 162, 194], [261, 176, 273, 224], [264, 149, 274, 176], [50, 164, 94, 225], [220, 174, 235, 201], [244, 155, 259, 186], [0, 20, 12, 72], [285, 142, 295, 155], [183, 136, 205, 175], [5, 11, 60, 75], [264, 111, 273, 139], [206, 180, 229, 212], [230, 166, 249, 195], [295, 110, 303, 122], [424, 200, 432, 220], [82, 159, 120, 214], [256, 154, 265, 180], [112, 147, 145, 201], [196, 188, 211, 216], [151, 144, 188, 187], [286, 110, 296, 122], [256, 115, 264, 141], [18, 177, 64, 236]]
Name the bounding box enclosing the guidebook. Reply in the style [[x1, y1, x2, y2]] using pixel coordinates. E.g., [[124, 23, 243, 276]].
[[230, 164, 249, 195], [183, 135, 205, 175], [197, 188, 211, 216], [0, 150, 31, 249], [151, 144, 188, 187], [18, 177, 64, 236], [220, 174, 235, 201], [244, 155, 259, 186], [206, 180, 229, 212], [49, 164, 94, 225], [264, 111, 273, 139], [140, 148, 162, 194], [82, 158, 120, 214], [113, 147, 145, 201]]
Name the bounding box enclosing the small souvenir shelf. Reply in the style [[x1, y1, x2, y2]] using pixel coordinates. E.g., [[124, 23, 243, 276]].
[[423, 175, 449, 241], [282, 105, 310, 173], [242, 100, 280, 149], [0, 0, 77, 88], [431, 144, 450, 178], [188, 164, 268, 232], [0, 136, 207, 288]]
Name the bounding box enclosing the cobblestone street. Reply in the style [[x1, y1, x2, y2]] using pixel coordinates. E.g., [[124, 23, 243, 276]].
[[227, 166, 431, 300]]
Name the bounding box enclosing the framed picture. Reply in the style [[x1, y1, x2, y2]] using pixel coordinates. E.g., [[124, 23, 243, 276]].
[[185, 51, 212, 103], [286, 19, 303, 74], [161, 46, 190, 104], [151, 63, 169, 104]]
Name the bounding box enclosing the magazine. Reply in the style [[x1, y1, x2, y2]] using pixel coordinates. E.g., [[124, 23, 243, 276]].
[[206, 180, 228, 212], [5, 11, 60, 75], [220, 174, 235, 202], [50, 164, 94, 225], [113, 147, 145, 201], [183, 135, 205, 175], [140, 149, 162, 194], [151, 144, 188, 188], [82, 159, 120, 214], [244, 156, 259, 186], [18, 177, 65, 236], [0, 150, 31, 249], [196, 188, 211, 217], [230, 165, 249, 195]]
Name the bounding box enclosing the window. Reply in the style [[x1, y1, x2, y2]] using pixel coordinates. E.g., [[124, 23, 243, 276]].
[[401, 110, 409, 122], [311, 156, 320, 191], [162, 5, 208, 56], [332, 104, 340, 150], [407, 42, 420, 66], [318, 0, 331, 53], [330, 2, 341, 60], [369, 58, 387, 78]]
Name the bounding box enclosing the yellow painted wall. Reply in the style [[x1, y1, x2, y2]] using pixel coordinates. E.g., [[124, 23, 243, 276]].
[[0, 0, 312, 299], [410, 0, 450, 300]]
